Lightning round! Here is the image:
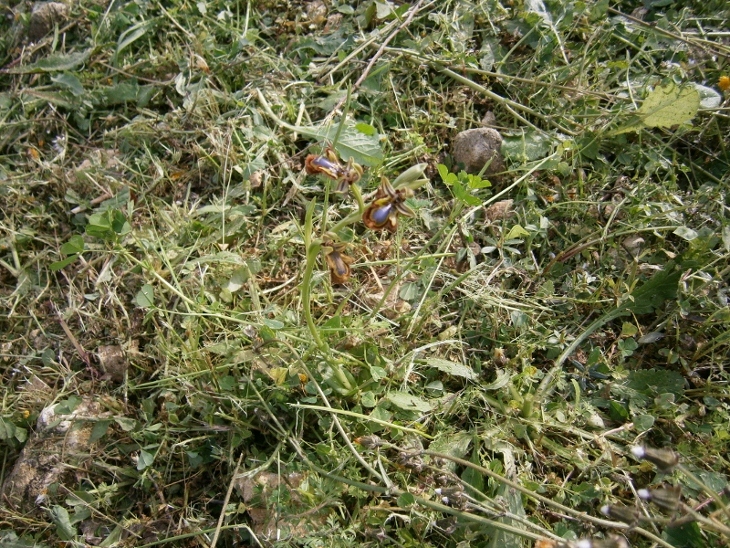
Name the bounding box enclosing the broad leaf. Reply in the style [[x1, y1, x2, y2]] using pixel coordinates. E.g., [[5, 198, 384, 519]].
[[301, 122, 383, 167], [627, 369, 684, 397], [485, 481, 526, 548], [623, 262, 681, 315], [386, 392, 432, 412], [424, 358, 478, 381], [6, 50, 91, 73], [134, 284, 155, 308], [638, 84, 700, 128]]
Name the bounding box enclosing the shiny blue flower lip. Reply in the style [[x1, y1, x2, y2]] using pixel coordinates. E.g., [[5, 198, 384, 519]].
[[304, 147, 363, 193], [363, 178, 414, 232]]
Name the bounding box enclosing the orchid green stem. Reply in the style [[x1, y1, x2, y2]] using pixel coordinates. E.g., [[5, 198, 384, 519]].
[[302, 200, 327, 351]]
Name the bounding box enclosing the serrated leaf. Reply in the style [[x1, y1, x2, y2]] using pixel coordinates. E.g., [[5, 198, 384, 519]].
[[6, 50, 91, 73], [386, 392, 432, 412], [424, 358, 477, 381], [638, 84, 700, 128]]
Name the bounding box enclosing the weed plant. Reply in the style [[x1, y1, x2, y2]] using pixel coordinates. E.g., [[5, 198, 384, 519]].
[[1, 0, 729, 547]]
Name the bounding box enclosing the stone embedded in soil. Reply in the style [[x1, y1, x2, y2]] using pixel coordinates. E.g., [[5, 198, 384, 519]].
[[1, 398, 106, 511], [28, 2, 69, 42], [451, 128, 505, 176]]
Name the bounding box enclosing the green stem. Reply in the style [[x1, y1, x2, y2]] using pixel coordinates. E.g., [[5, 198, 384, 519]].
[[302, 200, 327, 351], [423, 450, 675, 548]]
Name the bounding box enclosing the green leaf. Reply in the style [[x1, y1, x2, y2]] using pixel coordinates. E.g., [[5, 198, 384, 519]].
[[134, 284, 155, 308], [633, 414, 655, 432], [86, 210, 131, 240], [452, 180, 481, 206], [466, 174, 491, 189], [51, 506, 77, 540], [294, 122, 382, 166], [486, 481, 526, 548], [5, 50, 91, 73], [504, 224, 530, 240], [137, 449, 155, 471], [226, 266, 249, 292], [51, 73, 85, 96], [114, 417, 136, 431], [89, 420, 111, 443], [50, 254, 79, 271], [0, 417, 16, 440], [437, 163, 457, 184], [673, 226, 698, 241], [116, 20, 154, 59], [624, 262, 681, 314], [501, 131, 553, 162], [263, 318, 285, 330], [424, 358, 478, 381], [609, 400, 629, 422], [60, 235, 85, 256], [397, 492, 415, 507], [627, 369, 685, 397], [483, 369, 511, 390], [461, 447, 485, 492], [361, 391, 377, 408], [386, 392, 432, 412], [638, 84, 700, 128], [355, 122, 376, 136], [429, 431, 472, 466], [369, 365, 387, 382], [55, 395, 82, 414], [662, 521, 705, 548]]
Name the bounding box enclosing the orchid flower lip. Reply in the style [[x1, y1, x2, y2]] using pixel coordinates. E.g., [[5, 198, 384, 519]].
[[371, 202, 393, 225]]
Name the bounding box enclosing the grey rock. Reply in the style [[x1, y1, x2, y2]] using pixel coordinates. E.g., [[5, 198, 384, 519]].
[[28, 2, 69, 42], [452, 128, 505, 176]]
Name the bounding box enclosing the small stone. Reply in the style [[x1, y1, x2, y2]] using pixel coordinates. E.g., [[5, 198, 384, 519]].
[[452, 128, 505, 176], [28, 2, 69, 42], [97, 345, 127, 383], [484, 199, 514, 221]]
